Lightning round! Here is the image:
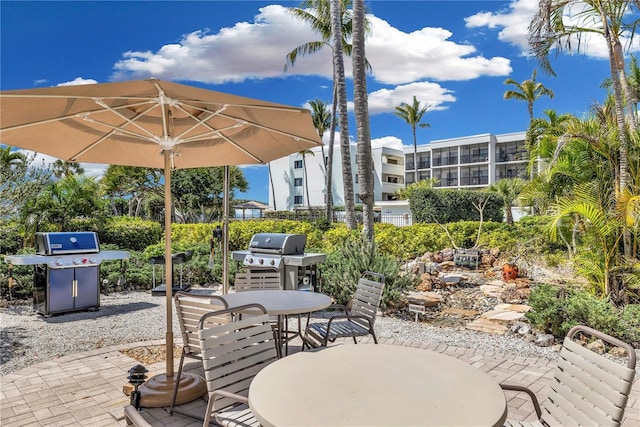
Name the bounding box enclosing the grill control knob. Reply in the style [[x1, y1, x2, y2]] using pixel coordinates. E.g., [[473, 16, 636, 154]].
[[246, 257, 253, 264], [269, 259, 275, 266], [89, 257, 97, 264], [258, 258, 264, 265], [73, 258, 81, 265], [55, 259, 64, 266]]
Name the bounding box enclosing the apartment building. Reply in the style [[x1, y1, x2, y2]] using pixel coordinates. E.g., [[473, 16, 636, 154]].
[[405, 132, 528, 187], [269, 131, 527, 210], [269, 144, 405, 211]]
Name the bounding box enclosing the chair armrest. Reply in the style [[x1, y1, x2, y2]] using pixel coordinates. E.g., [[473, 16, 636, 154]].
[[500, 383, 542, 419], [325, 304, 348, 315], [123, 405, 152, 427], [211, 389, 249, 409]]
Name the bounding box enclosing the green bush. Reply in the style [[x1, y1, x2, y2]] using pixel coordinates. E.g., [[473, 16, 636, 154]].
[[101, 216, 162, 251], [319, 238, 419, 307], [525, 283, 638, 346]]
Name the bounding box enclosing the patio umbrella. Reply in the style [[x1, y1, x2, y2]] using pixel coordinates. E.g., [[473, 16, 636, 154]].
[[0, 78, 323, 406]]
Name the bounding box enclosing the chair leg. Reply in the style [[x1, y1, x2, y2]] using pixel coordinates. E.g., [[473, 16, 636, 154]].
[[371, 330, 378, 344], [168, 351, 185, 414]]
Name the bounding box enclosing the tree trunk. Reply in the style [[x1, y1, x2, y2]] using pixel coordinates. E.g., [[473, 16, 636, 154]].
[[352, 0, 374, 241], [303, 153, 311, 207], [331, 0, 356, 229], [412, 125, 418, 184], [604, 24, 632, 259], [325, 83, 337, 223], [268, 163, 277, 211]]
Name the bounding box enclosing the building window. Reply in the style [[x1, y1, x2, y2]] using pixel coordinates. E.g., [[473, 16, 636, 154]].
[[294, 160, 303, 169], [294, 195, 303, 205], [294, 177, 303, 187]]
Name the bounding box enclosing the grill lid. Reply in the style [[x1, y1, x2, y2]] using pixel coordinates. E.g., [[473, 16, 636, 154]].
[[35, 232, 100, 255], [248, 233, 306, 255]]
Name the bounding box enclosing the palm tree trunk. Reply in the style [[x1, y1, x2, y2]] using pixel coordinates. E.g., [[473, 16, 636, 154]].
[[604, 24, 632, 259], [412, 125, 418, 183], [325, 83, 337, 223], [352, 0, 374, 241], [303, 153, 311, 207], [331, 0, 356, 229], [268, 163, 277, 210]]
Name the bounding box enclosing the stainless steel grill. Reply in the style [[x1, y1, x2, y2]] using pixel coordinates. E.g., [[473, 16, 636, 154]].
[[4, 232, 129, 316], [231, 233, 326, 290]]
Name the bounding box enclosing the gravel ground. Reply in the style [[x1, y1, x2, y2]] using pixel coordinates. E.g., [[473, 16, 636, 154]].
[[0, 289, 563, 376]]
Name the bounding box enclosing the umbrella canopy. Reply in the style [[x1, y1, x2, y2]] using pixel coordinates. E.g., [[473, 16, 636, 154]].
[[0, 78, 323, 404], [0, 78, 321, 167]]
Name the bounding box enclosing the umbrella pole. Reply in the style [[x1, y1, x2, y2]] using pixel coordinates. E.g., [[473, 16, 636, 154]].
[[223, 165, 229, 294], [138, 150, 206, 407], [163, 150, 174, 378]]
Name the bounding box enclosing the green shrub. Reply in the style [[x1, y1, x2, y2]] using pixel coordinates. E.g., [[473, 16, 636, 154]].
[[319, 238, 419, 307], [526, 283, 569, 336], [101, 216, 162, 251], [526, 283, 637, 346], [620, 304, 640, 347]]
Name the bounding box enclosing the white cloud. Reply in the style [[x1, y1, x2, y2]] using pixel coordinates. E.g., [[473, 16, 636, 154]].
[[371, 136, 404, 150], [15, 149, 107, 178], [365, 81, 456, 115], [111, 4, 511, 86], [56, 77, 98, 86], [465, 0, 640, 60]]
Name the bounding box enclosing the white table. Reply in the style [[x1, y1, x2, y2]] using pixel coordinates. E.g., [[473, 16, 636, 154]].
[[249, 344, 508, 427], [221, 290, 331, 355]]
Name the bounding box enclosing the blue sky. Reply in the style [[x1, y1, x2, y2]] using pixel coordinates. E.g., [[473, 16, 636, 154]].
[[1, 0, 633, 203]]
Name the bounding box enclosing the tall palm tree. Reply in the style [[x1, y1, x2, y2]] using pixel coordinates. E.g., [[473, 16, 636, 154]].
[[394, 96, 430, 183], [351, 0, 374, 241], [503, 69, 554, 125], [308, 98, 331, 174], [309, 99, 331, 212], [526, 109, 576, 175], [299, 149, 315, 207], [287, 0, 369, 227], [529, 0, 640, 257]]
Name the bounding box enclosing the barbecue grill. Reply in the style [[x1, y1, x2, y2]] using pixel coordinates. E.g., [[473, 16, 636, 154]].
[[231, 233, 326, 290], [4, 231, 129, 316]]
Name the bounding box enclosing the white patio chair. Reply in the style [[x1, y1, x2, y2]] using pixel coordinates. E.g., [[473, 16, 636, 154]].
[[304, 271, 385, 347], [501, 325, 636, 427], [169, 291, 229, 418]]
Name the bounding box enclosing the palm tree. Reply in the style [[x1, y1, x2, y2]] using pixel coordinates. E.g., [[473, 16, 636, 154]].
[[529, 0, 640, 256], [308, 99, 331, 175], [394, 96, 430, 183], [351, 0, 374, 241], [309, 99, 331, 212], [0, 145, 26, 171], [503, 69, 554, 124], [526, 109, 576, 174], [52, 160, 84, 178], [489, 178, 527, 226], [287, 0, 369, 228], [299, 149, 315, 207]]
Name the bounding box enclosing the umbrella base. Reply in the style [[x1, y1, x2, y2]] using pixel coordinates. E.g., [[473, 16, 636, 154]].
[[150, 284, 191, 296], [138, 372, 207, 408]]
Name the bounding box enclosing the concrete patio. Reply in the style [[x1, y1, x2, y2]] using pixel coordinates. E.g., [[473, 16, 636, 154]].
[[1, 335, 638, 426]]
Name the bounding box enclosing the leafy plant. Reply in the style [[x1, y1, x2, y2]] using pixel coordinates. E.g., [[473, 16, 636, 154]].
[[319, 237, 418, 307]]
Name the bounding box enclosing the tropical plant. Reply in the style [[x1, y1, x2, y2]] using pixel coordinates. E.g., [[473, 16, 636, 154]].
[[1, 148, 51, 219], [51, 160, 84, 178], [489, 178, 527, 226], [395, 178, 438, 200], [394, 96, 431, 183], [529, 0, 640, 257]]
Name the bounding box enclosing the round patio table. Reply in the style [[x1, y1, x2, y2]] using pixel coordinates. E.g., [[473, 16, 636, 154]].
[[249, 344, 508, 427], [221, 290, 331, 356]]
